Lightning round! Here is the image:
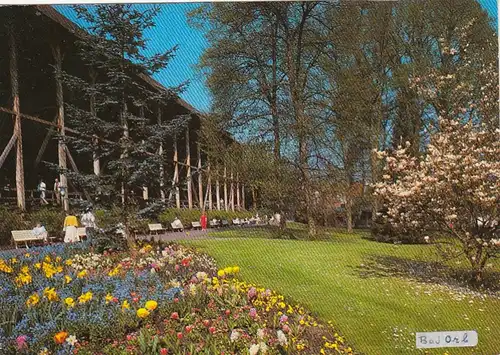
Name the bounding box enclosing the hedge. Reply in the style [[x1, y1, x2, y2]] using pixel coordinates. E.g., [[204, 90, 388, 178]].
[[158, 208, 254, 227]]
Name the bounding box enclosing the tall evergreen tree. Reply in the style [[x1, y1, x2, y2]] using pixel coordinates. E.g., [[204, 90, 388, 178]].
[[59, 4, 186, 245]]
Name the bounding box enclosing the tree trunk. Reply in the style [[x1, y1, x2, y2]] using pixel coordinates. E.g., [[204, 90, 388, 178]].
[[346, 195, 353, 233]]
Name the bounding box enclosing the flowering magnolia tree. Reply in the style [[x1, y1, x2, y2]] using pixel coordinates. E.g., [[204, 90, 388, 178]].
[[374, 119, 499, 281]]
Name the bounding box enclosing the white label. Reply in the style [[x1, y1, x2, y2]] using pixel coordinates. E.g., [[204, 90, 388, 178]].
[[416, 331, 478, 348]]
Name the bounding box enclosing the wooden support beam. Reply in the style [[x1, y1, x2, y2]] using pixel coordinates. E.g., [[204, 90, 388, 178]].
[[223, 165, 228, 211], [34, 115, 57, 169], [0, 132, 17, 170], [139, 106, 148, 201], [158, 107, 165, 202], [65, 146, 92, 202], [52, 44, 68, 212], [9, 25, 25, 211], [207, 162, 212, 211], [216, 167, 221, 211], [197, 144, 203, 210], [173, 136, 180, 209], [230, 170, 235, 212], [236, 173, 240, 211], [241, 183, 245, 210], [89, 69, 100, 176], [186, 127, 192, 209]]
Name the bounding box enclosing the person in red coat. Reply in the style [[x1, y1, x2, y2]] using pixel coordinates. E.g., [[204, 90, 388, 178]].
[[200, 211, 208, 231]]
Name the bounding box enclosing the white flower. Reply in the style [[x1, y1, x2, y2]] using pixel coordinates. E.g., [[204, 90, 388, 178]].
[[257, 328, 265, 339], [259, 342, 268, 354], [424, 236, 430, 243], [249, 344, 260, 355], [66, 335, 77, 346], [230, 330, 241, 342], [277, 330, 288, 346]]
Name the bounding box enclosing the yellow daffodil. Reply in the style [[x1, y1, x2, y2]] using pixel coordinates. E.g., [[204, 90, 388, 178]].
[[21, 266, 29, 273], [65, 259, 73, 266], [43, 287, 59, 302], [34, 263, 41, 269], [217, 270, 225, 277], [64, 275, 72, 284], [77, 270, 88, 279], [105, 294, 113, 304], [78, 291, 93, 304], [145, 300, 158, 311], [223, 267, 233, 275], [11, 258, 18, 264], [233, 266, 240, 273], [26, 293, 40, 307], [122, 300, 130, 310], [136, 308, 150, 318], [65, 297, 75, 308]]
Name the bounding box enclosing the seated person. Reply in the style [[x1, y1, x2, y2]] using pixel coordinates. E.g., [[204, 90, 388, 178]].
[[171, 216, 184, 230], [32, 223, 48, 242]]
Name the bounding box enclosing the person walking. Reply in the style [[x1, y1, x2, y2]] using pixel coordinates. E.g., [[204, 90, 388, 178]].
[[38, 179, 48, 205], [200, 211, 208, 231], [81, 207, 97, 241], [53, 178, 60, 205], [63, 212, 79, 243]]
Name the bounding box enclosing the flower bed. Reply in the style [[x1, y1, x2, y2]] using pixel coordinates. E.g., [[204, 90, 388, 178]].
[[0, 242, 354, 354]]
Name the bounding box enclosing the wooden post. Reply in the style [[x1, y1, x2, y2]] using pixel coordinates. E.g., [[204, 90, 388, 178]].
[[158, 107, 165, 202], [139, 107, 148, 201], [230, 170, 235, 212], [0, 132, 17, 169], [216, 166, 221, 211], [236, 173, 240, 211], [52, 44, 68, 212], [223, 165, 228, 211], [207, 162, 212, 210], [241, 183, 245, 210], [197, 144, 203, 210], [186, 127, 192, 209], [173, 136, 180, 209], [9, 26, 25, 211], [90, 69, 100, 176], [34, 114, 57, 170]]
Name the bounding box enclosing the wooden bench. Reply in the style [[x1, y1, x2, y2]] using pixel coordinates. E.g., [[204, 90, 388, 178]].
[[191, 221, 202, 230], [170, 222, 184, 232], [12, 230, 46, 249], [221, 220, 229, 227], [148, 223, 165, 234]]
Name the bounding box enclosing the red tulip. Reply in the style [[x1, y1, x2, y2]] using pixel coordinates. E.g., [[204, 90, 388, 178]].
[[177, 332, 183, 340], [170, 312, 179, 320], [160, 349, 168, 355], [209, 327, 216, 334]]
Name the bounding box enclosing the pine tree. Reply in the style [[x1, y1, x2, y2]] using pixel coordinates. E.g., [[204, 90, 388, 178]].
[[59, 4, 187, 246]]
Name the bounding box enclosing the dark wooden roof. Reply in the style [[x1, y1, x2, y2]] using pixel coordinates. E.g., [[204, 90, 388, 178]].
[[34, 5, 205, 118]]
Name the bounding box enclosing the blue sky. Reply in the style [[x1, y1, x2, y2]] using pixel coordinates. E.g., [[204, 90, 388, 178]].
[[56, 1, 498, 114]]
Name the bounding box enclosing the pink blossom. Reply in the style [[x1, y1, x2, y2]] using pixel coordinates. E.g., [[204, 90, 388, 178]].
[[16, 335, 28, 350]]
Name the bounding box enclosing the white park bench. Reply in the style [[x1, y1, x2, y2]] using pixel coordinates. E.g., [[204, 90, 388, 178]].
[[221, 220, 229, 227], [232, 219, 241, 226], [209, 220, 220, 228], [170, 221, 184, 232], [11, 230, 46, 249], [148, 223, 165, 234], [191, 221, 202, 230], [77, 227, 87, 240]]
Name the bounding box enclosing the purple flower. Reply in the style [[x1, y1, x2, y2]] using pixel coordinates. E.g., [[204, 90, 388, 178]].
[[249, 308, 257, 318], [280, 314, 288, 323]]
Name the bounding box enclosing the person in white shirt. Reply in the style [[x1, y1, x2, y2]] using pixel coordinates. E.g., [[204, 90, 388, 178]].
[[81, 207, 97, 241], [171, 216, 184, 231], [32, 223, 48, 243], [53, 178, 60, 205], [38, 179, 48, 205]]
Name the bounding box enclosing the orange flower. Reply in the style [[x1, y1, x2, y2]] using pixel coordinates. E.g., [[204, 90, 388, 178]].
[[54, 331, 68, 344]]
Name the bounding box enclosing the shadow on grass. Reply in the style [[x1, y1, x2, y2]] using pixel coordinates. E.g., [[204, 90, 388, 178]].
[[355, 254, 500, 294]]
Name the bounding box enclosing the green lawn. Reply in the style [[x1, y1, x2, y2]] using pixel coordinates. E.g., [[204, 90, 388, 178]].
[[182, 227, 500, 355]]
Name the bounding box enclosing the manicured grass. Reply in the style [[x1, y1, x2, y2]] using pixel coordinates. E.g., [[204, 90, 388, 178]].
[[182, 227, 500, 354]]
